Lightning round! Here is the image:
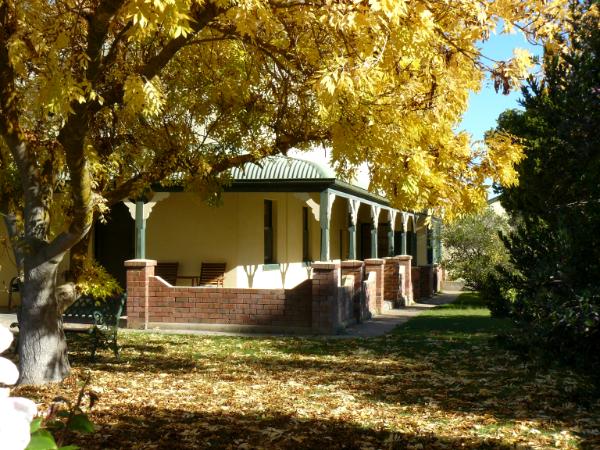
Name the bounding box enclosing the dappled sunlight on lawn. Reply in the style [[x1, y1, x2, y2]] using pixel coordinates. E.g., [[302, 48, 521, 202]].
[[14, 295, 600, 449]]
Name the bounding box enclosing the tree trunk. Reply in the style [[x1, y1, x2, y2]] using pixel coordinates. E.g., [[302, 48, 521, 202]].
[[68, 231, 92, 282], [17, 258, 70, 385]]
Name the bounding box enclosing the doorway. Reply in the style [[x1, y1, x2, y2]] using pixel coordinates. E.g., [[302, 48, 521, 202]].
[[94, 202, 135, 289]]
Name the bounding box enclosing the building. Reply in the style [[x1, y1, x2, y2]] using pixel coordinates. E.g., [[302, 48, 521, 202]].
[[0, 156, 443, 332]]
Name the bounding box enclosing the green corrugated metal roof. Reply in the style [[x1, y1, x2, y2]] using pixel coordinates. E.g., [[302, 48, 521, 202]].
[[231, 156, 335, 180], [157, 155, 397, 208]]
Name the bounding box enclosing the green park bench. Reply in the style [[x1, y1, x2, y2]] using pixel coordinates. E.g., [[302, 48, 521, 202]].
[[62, 293, 126, 360]]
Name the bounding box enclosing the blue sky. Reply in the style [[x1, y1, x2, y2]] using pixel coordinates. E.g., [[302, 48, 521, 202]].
[[294, 30, 545, 190], [459, 32, 543, 141]]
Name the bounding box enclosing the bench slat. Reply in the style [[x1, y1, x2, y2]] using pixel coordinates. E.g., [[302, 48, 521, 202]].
[[156, 262, 179, 285], [199, 263, 226, 287]]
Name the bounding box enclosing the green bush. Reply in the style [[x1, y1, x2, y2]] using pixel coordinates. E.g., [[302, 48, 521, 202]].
[[490, 2, 600, 369], [441, 208, 510, 291], [479, 272, 515, 318]]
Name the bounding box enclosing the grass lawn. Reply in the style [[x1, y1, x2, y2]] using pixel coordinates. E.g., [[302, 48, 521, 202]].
[[15, 292, 600, 449]]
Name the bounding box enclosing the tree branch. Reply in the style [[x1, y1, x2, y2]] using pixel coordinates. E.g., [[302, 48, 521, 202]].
[[101, 2, 228, 108], [99, 20, 132, 77], [0, 0, 47, 249], [44, 0, 127, 265]]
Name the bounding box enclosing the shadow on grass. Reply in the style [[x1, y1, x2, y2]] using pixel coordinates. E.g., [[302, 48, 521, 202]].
[[62, 293, 599, 445], [71, 406, 516, 450], [67, 338, 202, 373]]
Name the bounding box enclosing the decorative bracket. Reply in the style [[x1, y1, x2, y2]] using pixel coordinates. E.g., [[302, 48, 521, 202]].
[[123, 192, 170, 221]]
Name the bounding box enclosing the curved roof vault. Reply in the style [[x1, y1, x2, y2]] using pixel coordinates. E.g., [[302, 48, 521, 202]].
[[153, 155, 396, 209], [228, 155, 390, 207], [231, 155, 335, 180]]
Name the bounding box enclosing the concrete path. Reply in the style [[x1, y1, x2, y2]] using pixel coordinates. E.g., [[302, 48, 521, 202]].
[[127, 291, 461, 339], [0, 290, 461, 339], [338, 290, 460, 338]]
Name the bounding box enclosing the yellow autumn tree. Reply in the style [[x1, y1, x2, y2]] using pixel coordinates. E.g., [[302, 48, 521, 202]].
[[0, 0, 568, 384]]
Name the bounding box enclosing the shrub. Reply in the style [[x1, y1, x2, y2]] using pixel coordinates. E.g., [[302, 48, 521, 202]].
[[479, 271, 516, 318]]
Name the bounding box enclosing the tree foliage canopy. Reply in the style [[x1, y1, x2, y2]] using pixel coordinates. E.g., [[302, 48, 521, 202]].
[[494, 1, 600, 363], [0, 0, 570, 230], [0, 0, 572, 384]]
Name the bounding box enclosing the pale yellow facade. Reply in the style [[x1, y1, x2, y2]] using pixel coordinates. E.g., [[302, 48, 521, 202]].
[[489, 197, 507, 217], [142, 190, 431, 288], [145, 191, 331, 289], [0, 220, 17, 306], [416, 226, 428, 266], [0, 187, 433, 306]]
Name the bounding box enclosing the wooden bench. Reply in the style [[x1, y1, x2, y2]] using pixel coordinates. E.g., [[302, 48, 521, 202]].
[[198, 263, 226, 287], [62, 293, 126, 359], [155, 262, 179, 285]]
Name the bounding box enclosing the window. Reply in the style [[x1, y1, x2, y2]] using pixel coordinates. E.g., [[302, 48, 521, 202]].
[[407, 231, 416, 265], [302, 207, 310, 261], [264, 200, 275, 264], [394, 231, 402, 256], [426, 227, 434, 265]]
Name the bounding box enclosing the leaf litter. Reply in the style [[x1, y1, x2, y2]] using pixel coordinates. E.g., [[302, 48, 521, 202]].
[[13, 324, 600, 449]]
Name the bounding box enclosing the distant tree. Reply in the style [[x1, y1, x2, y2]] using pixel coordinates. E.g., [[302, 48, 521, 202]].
[[442, 208, 509, 291]]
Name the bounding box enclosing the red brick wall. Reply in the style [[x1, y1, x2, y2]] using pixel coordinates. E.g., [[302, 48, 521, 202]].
[[411, 266, 434, 300], [364, 259, 384, 314], [395, 256, 413, 304], [127, 258, 425, 334], [126, 260, 156, 329], [126, 260, 312, 330], [411, 267, 421, 300], [340, 260, 364, 322], [383, 258, 400, 304], [145, 278, 312, 328], [337, 275, 355, 327], [363, 271, 377, 316], [311, 262, 339, 334], [421, 266, 433, 298]]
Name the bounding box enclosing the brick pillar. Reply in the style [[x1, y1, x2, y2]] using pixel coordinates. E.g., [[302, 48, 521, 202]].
[[383, 258, 400, 309], [423, 265, 434, 298], [341, 260, 364, 323], [433, 264, 443, 293], [125, 259, 157, 329], [311, 262, 340, 334], [412, 266, 421, 301], [364, 258, 384, 314], [395, 255, 413, 305]]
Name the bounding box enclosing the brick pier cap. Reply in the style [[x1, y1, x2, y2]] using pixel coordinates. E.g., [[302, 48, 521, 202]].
[[125, 259, 157, 268], [340, 260, 364, 268], [364, 258, 385, 265]]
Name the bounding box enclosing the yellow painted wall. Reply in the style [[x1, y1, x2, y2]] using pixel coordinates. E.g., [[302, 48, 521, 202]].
[[416, 225, 428, 266], [0, 221, 18, 307], [146, 192, 320, 289], [0, 209, 74, 307], [146, 192, 239, 286], [307, 193, 321, 262]]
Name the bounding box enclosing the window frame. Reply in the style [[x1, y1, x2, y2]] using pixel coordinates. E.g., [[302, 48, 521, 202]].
[[264, 200, 275, 264], [302, 206, 310, 262]]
